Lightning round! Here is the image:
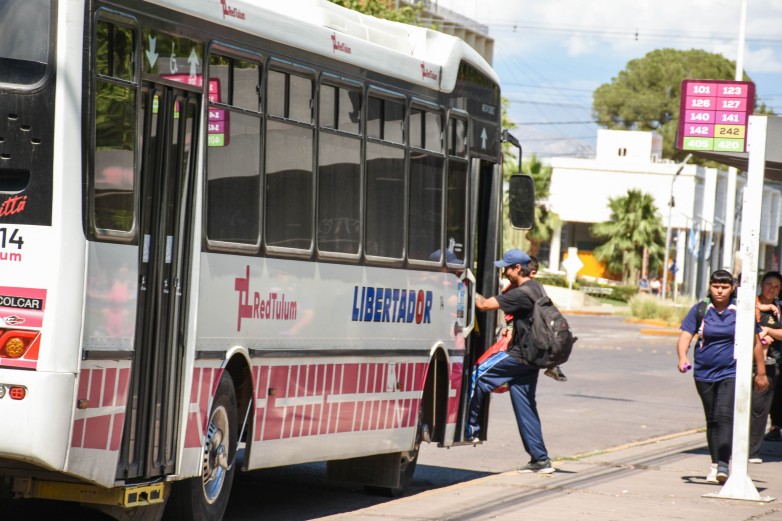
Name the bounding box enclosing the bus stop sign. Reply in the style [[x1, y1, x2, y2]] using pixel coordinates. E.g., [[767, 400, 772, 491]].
[[677, 79, 754, 154]]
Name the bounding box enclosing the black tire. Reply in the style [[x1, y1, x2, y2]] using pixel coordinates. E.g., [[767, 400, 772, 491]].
[[166, 372, 238, 521]]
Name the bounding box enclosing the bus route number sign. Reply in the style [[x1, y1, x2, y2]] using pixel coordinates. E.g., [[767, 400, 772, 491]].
[[677, 79, 754, 154]]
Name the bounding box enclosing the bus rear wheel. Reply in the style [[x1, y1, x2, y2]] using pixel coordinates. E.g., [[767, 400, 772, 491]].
[[166, 372, 238, 521]]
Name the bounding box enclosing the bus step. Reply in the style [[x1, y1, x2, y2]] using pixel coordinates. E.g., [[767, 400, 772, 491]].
[[13, 478, 167, 507]]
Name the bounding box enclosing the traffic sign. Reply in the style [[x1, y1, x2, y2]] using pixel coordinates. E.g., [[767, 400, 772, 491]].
[[562, 247, 583, 283]]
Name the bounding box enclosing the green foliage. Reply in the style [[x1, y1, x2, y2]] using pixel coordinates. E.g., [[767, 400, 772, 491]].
[[328, 0, 427, 26], [501, 153, 561, 255], [535, 272, 567, 288], [523, 154, 560, 245], [575, 279, 638, 303], [628, 294, 692, 324], [501, 97, 519, 177], [591, 189, 665, 284], [592, 48, 773, 162]]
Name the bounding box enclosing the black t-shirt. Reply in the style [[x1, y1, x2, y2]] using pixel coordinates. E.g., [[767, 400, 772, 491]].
[[495, 279, 544, 362], [759, 301, 782, 362]]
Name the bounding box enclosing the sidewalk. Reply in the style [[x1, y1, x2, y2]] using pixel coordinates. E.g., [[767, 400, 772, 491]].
[[322, 431, 782, 521]]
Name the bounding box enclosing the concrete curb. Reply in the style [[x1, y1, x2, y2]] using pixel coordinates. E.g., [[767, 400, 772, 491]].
[[561, 309, 615, 316], [640, 328, 681, 337], [555, 428, 704, 462], [625, 317, 678, 327]]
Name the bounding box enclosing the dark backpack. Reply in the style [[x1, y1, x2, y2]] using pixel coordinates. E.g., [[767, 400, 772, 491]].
[[518, 283, 577, 369]]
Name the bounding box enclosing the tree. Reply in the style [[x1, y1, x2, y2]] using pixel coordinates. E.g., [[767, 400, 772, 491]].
[[522, 155, 560, 257], [593, 48, 772, 163], [502, 150, 561, 260], [501, 97, 519, 176], [328, 0, 425, 25], [591, 189, 665, 283]]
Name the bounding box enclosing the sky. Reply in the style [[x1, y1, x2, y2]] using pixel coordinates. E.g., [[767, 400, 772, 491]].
[[432, 0, 782, 160]]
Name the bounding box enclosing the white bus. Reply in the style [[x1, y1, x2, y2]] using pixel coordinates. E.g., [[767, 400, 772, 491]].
[[0, 0, 533, 519]]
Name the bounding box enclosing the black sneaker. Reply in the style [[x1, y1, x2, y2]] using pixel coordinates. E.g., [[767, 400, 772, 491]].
[[518, 459, 555, 474], [765, 427, 782, 441]]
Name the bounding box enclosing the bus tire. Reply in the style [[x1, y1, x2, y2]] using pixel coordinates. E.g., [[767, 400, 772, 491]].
[[166, 372, 238, 521]]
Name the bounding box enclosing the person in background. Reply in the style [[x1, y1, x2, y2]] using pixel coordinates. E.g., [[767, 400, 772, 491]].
[[750, 271, 782, 463], [650, 277, 661, 296], [466, 249, 555, 474], [675, 269, 769, 484]]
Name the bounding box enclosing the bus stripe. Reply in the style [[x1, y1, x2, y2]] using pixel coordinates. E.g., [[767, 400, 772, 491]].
[[102, 368, 116, 407], [88, 370, 102, 408], [116, 368, 130, 407], [109, 413, 124, 451], [72, 419, 84, 448], [84, 415, 110, 449]]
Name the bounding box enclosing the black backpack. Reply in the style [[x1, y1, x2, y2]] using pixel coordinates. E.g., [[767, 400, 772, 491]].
[[518, 283, 577, 369]]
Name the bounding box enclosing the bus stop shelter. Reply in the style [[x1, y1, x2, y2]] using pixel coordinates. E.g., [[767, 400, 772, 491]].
[[695, 115, 782, 502]]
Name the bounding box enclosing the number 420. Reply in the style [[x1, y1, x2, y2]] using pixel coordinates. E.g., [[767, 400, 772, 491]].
[[0, 228, 24, 249]]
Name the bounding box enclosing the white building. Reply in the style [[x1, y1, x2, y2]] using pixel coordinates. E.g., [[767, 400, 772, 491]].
[[547, 129, 782, 297]]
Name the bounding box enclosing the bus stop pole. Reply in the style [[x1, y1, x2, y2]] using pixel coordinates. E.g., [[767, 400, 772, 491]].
[[705, 115, 773, 502]]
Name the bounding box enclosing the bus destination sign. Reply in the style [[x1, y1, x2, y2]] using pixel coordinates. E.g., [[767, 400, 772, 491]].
[[677, 79, 754, 154]]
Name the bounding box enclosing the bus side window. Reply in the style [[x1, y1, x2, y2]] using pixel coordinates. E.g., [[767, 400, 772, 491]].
[[92, 20, 137, 236], [408, 106, 444, 262], [265, 68, 314, 251], [445, 117, 468, 265], [366, 95, 405, 260], [205, 53, 262, 248], [317, 83, 361, 255]]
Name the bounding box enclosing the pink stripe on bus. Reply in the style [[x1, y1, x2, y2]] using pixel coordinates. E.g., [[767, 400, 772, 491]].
[[84, 415, 111, 450], [109, 413, 124, 451], [102, 368, 116, 407]]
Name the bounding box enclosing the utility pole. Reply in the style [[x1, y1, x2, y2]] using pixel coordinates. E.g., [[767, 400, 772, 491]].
[[722, 0, 748, 273]]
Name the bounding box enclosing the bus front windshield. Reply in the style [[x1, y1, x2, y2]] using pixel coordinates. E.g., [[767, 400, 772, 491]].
[[0, 0, 52, 86]]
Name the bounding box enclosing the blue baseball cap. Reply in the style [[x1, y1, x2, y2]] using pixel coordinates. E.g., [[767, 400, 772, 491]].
[[494, 249, 531, 268]]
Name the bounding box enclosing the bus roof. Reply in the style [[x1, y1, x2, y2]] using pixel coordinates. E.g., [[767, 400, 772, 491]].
[[146, 0, 499, 92]]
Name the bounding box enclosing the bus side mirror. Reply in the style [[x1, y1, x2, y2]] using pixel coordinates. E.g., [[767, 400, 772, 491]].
[[508, 174, 535, 230]]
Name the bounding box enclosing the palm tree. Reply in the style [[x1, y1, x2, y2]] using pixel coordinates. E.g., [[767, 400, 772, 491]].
[[522, 155, 561, 257], [591, 189, 666, 283]]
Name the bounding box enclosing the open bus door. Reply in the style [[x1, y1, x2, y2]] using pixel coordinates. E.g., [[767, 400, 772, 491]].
[[116, 84, 199, 482], [456, 132, 534, 443]]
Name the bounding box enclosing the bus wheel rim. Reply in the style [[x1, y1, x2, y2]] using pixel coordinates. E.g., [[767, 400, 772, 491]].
[[202, 405, 230, 503]]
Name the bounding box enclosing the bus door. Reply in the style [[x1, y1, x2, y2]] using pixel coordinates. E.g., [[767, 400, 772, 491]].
[[117, 84, 199, 481], [457, 158, 502, 441]]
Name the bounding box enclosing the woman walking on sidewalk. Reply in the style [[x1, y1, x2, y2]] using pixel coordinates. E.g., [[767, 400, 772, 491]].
[[675, 269, 768, 484]]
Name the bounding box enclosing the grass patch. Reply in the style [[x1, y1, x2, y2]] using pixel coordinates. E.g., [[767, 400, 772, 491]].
[[627, 294, 693, 325]]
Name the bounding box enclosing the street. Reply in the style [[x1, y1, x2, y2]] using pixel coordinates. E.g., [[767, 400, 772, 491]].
[[3, 315, 701, 520]]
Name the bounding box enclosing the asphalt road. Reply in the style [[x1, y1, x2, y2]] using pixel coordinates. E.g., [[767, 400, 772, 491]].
[[4, 315, 703, 520]]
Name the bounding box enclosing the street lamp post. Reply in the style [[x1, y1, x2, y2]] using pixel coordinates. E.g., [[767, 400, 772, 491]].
[[662, 153, 692, 301]]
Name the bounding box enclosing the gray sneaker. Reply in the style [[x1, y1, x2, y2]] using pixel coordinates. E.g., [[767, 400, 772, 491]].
[[544, 366, 567, 382], [518, 459, 555, 474]]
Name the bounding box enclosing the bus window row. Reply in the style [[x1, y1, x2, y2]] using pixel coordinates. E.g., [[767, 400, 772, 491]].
[[89, 18, 470, 266]]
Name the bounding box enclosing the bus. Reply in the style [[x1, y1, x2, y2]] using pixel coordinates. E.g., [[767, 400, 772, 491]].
[[0, 0, 533, 519]]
